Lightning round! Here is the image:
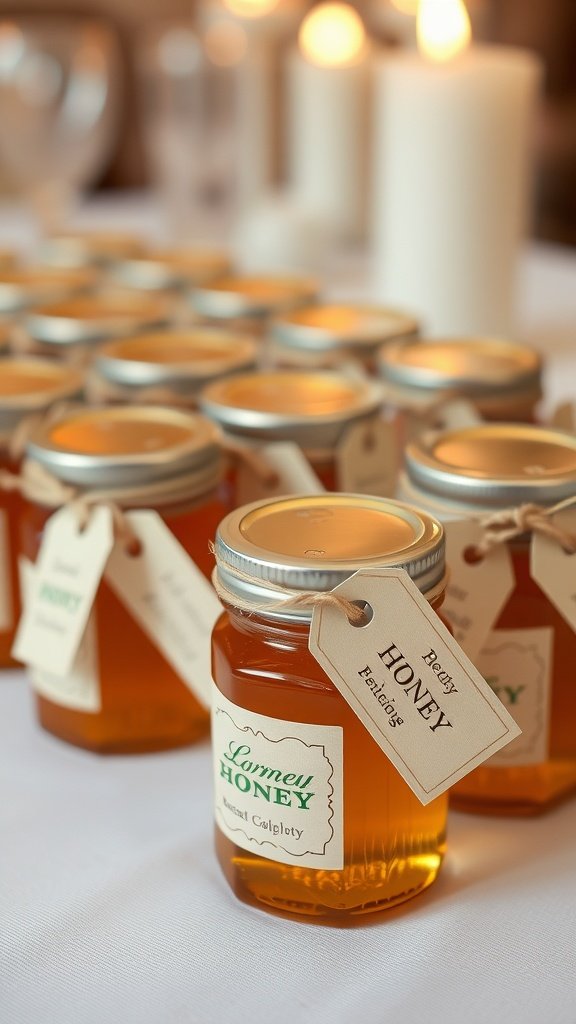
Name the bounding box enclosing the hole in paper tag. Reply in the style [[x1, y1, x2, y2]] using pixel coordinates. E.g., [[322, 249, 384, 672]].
[[309, 567, 521, 805]]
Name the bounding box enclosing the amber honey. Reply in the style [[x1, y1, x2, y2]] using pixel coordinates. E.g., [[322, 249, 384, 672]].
[[21, 405, 227, 752], [189, 274, 319, 336], [0, 266, 99, 316], [199, 369, 383, 500], [0, 359, 83, 667], [402, 423, 576, 814], [211, 494, 449, 920]]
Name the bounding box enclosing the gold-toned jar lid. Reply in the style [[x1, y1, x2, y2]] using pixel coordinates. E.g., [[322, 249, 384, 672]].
[[111, 247, 233, 292], [25, 290, 173, 348], [199, 369, 383, 449], [190, 274, 319, 321], [27, 404, 223, 490], [0, 266, 99, 315], [379, 337, 542, 397], [406, 423, 576, 507], [95, 329, 258, 394], [0, 358, 84, 433], [39, 232, 147, 268], [272, 303, 419, 356], [215, 494, 445, 620]]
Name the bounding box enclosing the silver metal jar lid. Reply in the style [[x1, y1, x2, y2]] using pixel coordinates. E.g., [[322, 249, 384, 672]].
[[405, 423, 576, 508], [0, 359, 84, 434], [111, 248, 232, 292], [379, 337, 542, 396], [26, 404, 224, 490], [272, 303, 419, 355], [0, 266, 99, 315], [25, 290, 173, 348], [214, 493, 445, 621], [199, 369, 383, 449], [95, 329, 258, 394], [190, 274, 319, 321]]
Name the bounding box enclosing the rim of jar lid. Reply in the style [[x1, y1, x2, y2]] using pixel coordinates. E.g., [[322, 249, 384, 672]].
[[405, 423, 576, 508], [26, 404, 224, 488], [95, 329, 259, 391], [110, 248, 233, 292], [189, 274, 320, 320], [39, 232, 147, 268], [271, 303, 420, 354], [25, 290, 174, 347], [199, 370, 384, 448], [0, 266, 99, 315], [0, 358, 84, 433], [214, 493, 446, 621], [379, 337, 542, 395]]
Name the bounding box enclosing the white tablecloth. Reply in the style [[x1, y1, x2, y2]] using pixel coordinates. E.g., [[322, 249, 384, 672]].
[[1, 197, 576, 1024]]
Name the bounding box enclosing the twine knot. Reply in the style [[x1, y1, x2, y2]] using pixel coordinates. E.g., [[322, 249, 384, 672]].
[[474, 498, 576, 557]]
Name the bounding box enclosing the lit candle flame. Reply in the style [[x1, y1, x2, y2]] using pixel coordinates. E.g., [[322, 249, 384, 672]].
[[298, 2, 367, 68], [417, 0, 471, 62], [223, 0, 280, 19]]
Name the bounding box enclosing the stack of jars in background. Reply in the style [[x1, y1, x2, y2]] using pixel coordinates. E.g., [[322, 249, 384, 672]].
[[0, 227, 575, 924]]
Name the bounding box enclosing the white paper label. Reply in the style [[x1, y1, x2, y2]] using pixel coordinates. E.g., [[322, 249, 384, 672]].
[[336, 419, 397, 497], [551, 401, 576, 433], [531, 509, 576, 633], [13, 506, 114, 676], [105, 510, 221, 708], [0, 509, 13, 631], [212, 687, 344, 869], [309, 568, 521, 805], [437, 399, 483, 430], [19, 557, 101, 712], [478, 627, 553, 767], [442, 519, 515, 661], [237, 442, 324, 505]]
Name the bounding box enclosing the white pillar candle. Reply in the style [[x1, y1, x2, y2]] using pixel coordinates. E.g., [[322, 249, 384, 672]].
[[371, 0, 541, 336], [286, 3, 371, 240]]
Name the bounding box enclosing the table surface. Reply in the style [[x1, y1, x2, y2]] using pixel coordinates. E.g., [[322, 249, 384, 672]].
[[1, 197, 576, 1024]]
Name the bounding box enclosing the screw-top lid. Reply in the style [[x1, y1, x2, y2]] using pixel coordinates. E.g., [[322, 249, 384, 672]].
[[25, 290, 173, 348], [190, 274, 319, 321], [272, 303, 419, 357], [214, 493, 445, 621], [405, 423, 576, 508], [199, 369, 383, 449], [0, 358, 84, 433], [39, 232, 146, 268], [379, 337, 542, 398], [26, 404, 223, 491], [0, 266, 98, 315], [95, 329, 258, 395], [111, 247, 232, 291]]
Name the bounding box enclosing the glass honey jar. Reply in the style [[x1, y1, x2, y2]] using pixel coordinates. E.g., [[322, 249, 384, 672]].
[[0, 358, 84, 667], [271, 303, 419, 374], [211, 493, 449, 920], [90, 328, 258, 407], [110, 247, 232, 292], [378, 337, 543, 435], [22, 290, 174, 363], [40, 232, 147, 268], [189, 274, 320, 337], [401, 423, 576, 815], [0, 266, 99, 318], [21, 404, 227, 753], [199, 369, 384, 495]]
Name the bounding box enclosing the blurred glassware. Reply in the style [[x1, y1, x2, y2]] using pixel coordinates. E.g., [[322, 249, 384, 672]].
[[0, 16, 122, 235]]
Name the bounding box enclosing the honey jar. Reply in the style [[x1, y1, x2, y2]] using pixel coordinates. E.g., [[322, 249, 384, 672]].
[[199, 369, 384, 494], [0, 266, 98, 317], [21, 405, 227, 752], [379, 337, 543, 431], [0, 358, 83, 666], [271, 303, 419, 373], [23, 290, 173, 363], [401, 423, 576, 814], [211, 493, 449, 920], [90, 329, 258, 407], [110, 247, 232, 292], [189, 275, 319, 337], [39, 232, 147, 268]]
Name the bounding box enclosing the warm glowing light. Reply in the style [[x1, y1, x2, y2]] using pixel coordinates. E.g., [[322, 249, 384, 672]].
[[417, 0, 471, 62], [390, 0, 419, 14], [223, 0, 280, 18], [203, 20, 248, 65], [298, 3, 367, 68]]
